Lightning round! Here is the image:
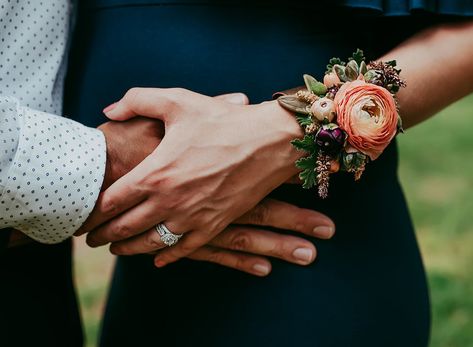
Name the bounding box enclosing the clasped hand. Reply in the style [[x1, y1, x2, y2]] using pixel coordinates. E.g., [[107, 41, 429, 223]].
[[77, 89, 335, 276]]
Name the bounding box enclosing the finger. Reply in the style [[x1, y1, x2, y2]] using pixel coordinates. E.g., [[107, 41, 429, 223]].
[[235, 199, 335, 239], [86, 200, 166, 247], [109, 227, 165, 255], [185, 246, 272, 277], [78, 147, 172, 236], [154, 231, 214, 267], [209, 226, 316, 266], [104, 87, 212, 122], [214, 93, 249, 105], [76, 178, 146, 236]]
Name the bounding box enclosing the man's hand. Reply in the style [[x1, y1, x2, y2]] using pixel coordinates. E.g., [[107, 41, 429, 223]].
[[74, 117, 164, 237], [98, 117, 164, 191], [110, 198, 335, 276]]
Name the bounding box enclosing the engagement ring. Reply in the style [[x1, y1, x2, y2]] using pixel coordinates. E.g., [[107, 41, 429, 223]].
[[155, 223, 182, 247]]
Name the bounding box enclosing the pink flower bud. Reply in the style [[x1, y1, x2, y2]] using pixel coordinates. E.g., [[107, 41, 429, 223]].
[[329, 160, 340, 173], [323, 72, 341, 88]]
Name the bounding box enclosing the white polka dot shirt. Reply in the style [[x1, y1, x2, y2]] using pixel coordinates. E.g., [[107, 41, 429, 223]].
[[0, 0, 106, 244]]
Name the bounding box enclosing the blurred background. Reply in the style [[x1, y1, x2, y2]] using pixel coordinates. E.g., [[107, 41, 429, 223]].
[[74, 93, 473, 347]]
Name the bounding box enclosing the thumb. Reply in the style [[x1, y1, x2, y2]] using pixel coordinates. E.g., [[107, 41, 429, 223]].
[[214, 92, 249, 105], [103, 87, 195, 122]]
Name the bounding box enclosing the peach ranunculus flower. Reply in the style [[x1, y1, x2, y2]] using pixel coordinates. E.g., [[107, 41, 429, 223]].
[[334, 77, 399, 160]]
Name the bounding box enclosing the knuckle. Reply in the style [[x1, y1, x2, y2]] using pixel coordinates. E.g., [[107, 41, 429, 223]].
[[101, 196, 118, 216], [168, 87, 188, 98], [248, 203, 270, 224], [229, 231, 253, 251], [112, 223, 132, 239], [138, 174, 160, 193], [124, 87, 142, 103], [145, 232, 163, 249], [268, 240, 287, 258], [233, 256, 247, 271], [162, 88, 186, 110], [206, 249, 225, 264], [178, 242, 196, 254]]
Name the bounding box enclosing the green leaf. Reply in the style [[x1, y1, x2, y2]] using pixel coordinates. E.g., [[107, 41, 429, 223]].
[[296, 154, 317, 170], [397, 116, 404, 134], [345, 60, 359, 81], [278, 95, 310, 115], [359, 61, 368, 75], [386, 60, 397, 67], [334, 64, 348, 82], [295, 155, 318, 189], [326, 57, 346, 74], [364, 69, 379, 83], [349, 48, 365, 65], [291, 134, 316, 152], [341, 151, 367, 171], [300, 168, 317, 189], [303, 74, 327, 95], [295, 113, 313, 127]]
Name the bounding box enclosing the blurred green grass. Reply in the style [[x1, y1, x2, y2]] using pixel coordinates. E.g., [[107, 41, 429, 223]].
[[398, 93, 473, 347], [74, 93, 473, 347]]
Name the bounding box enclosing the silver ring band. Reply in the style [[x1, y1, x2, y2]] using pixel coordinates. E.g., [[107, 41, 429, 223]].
[[155, 223, 182, 247]]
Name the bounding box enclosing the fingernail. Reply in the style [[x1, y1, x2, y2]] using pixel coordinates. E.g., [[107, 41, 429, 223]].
[[252, 263, 270, 276], [313, 226, 335, 239], [228, 93, 247, 105], [292, 248, 314, 263], [109, 245, 120, 255], [103, 102, 117, 114], [155, 259, 166, 268]]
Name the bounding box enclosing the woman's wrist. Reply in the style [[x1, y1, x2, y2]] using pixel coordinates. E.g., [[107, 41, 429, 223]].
[[268, 99, 305, 139], [259, 100, 305, 171]]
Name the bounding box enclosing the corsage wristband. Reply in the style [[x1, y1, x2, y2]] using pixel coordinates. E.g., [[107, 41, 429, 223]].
[[277, 49, 406, 198]]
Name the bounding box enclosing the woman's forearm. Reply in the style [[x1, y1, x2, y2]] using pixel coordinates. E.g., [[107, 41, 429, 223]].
[[380, 20, 473, 129]]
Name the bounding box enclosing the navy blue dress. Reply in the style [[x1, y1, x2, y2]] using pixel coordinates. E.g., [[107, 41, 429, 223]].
[[63, 1, 471, 346]]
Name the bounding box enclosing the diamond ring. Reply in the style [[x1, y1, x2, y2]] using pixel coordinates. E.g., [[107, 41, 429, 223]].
[[155, 223, 182, 247]]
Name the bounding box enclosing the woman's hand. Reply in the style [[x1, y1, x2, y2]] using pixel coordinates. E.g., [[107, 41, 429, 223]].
[[79, 87, 307, 266], [110, 198, 335, 276]]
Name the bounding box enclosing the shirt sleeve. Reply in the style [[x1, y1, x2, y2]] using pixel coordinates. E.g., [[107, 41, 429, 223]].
[[0, 96, 106, 244]]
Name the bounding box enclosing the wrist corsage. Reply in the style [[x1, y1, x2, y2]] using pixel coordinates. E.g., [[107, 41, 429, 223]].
[[278, 49, 406, 198]]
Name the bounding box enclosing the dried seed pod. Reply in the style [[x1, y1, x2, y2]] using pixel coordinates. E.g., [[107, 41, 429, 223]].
[[310, 97, 336, 122], [278, 95, 311, 115]]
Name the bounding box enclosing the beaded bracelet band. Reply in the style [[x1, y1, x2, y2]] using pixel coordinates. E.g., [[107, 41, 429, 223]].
[[277, 49, 405, 198]]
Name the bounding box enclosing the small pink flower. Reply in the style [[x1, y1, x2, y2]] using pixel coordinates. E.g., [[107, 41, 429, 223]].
[[323, 71, 341, 88], [334, 79, 398, 160]]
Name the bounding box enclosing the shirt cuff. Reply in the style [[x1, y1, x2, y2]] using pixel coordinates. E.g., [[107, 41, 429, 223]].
[[0, 106, 106, 244]]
